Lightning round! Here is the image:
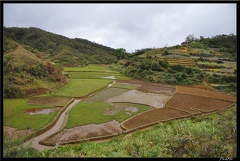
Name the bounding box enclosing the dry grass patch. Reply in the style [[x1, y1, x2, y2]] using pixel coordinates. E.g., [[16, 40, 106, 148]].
[[28, 96, 72, 106]]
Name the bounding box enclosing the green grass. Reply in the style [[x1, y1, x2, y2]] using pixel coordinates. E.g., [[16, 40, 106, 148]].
[[65, 65, 131, 80], [64, 65, 117, 72], [197, 61, 227, 68], [67, 71, 122, 79], [65, 102, 151, 128], [3, 99, 57, 130], [52, 79, 112, 97], [66, 71, 131, 80]]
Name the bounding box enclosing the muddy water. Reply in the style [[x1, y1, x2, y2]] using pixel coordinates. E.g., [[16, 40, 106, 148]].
[[108, 80, 116, 87], [23, 99, 81, 151]]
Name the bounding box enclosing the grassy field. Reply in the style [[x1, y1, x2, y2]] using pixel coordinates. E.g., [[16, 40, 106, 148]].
[[65, 102, 151, 128], [64, 65, 117, 72], [52, 79, 112, 97], [66, 71, 130, 80], [3, 99, 57, 130], [64, 65, 131, 80]]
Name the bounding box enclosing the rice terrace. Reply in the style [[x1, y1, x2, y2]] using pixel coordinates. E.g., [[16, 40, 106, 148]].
[[3, 25, 237, 158], [4, 64, 236, 153]]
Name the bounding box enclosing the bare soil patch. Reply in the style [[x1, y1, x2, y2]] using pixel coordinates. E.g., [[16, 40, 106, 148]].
[[177, 86, 236, 102], [3, 126, 35, 143], [122, 107, 190, 130], [107, 90, 171, 108], [28, 96, 72, 106], [26, 88, 50, 96], [43, 120, 122, 145], [166, 93, 234, 113]]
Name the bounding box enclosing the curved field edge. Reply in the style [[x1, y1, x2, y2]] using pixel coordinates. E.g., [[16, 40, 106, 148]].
[[38, 106, 236, 157], [23, 98, 74, 142]]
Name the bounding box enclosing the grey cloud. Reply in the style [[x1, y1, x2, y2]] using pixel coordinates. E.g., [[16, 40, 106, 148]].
[[4, 3, 236, 53]]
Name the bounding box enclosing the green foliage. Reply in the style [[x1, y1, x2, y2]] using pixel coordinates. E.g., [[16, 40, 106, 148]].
[[115, 48, 126, 60], [120, 57, 203, 85], [206, 73, 236, 93], [30, 63, 48, 78], [3, 27, 118, 66], [189, 41, 207, 49], [3, 137, 38, 158], [196, 61, 226, 68], [3, 36, 18, 53], [198, 34, 236, 61]]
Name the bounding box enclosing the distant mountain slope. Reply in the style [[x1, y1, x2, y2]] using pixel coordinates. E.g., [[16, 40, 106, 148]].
[[3, 27, 118, 66], [3, 37, 68, 98], [111, 33, 236, 94]]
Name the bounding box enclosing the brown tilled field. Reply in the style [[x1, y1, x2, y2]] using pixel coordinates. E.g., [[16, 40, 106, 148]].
[[165, 93, 234, 113], [28, 96, 72, 106], [122, 107, 190, 130], [176, 86, 236, 102]]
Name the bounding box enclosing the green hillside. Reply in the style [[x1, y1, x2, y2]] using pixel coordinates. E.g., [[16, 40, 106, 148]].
[[3, 27, 118, 66], [3, 37, 68, 98], [112, 34, 236, 94]]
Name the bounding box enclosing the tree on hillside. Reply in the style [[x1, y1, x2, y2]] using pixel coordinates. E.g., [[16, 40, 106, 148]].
[[115, 48, 126, 60], [185, 34, 197, 42]]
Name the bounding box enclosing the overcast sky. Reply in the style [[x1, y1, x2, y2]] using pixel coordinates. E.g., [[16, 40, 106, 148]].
[[3, 3, 236, 53]]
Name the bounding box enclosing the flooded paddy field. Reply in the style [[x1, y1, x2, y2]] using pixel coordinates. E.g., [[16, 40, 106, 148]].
[[107, 90, 171, 108]]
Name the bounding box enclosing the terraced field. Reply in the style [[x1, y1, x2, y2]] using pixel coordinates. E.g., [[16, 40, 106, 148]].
[[121, 107, 190, 130], [166, 93, 233, 113], [28, 96, 73, 106], [107, 90, 171, 108], [4, 65, 236, 149], [176, 86, 236, 102]]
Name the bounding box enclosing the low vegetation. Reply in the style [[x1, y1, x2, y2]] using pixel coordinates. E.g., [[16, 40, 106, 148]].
[[4, 99, 57, 130], [52, 79, 112, 97], [65, 102, 151, 128], [4, 107, 236, 157]]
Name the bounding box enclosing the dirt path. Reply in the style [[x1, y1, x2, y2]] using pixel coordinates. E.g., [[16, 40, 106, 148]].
[[23, 80, 116, 151], [23, 99, 81, 151]]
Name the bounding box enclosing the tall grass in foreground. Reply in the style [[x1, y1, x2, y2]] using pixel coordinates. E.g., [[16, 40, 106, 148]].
[[3, 108, 236, 158]]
